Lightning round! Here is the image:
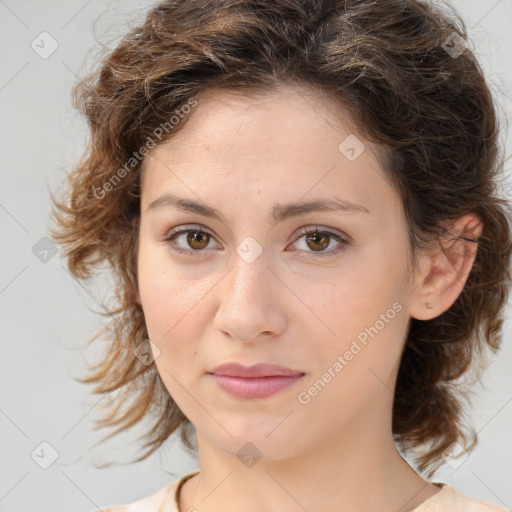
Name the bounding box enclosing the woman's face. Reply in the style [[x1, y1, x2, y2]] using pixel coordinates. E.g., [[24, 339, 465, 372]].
[[137, 85, 420, 460]]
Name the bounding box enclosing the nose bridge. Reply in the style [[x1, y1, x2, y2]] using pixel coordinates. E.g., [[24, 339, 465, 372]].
[[214, 241, 284, 341], [226, 241, 270, 308]]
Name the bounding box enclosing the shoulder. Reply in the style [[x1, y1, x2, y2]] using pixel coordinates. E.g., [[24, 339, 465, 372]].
[[413, 483, 509, 512], [95, 482, 177, 512], [94, 471, 199, 512]]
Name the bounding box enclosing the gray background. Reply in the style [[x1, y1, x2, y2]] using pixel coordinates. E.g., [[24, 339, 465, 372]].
[[1, 1, 511, 511]]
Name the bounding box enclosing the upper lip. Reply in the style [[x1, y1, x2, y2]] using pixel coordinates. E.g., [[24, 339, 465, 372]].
[[209, 362, 304, 378]]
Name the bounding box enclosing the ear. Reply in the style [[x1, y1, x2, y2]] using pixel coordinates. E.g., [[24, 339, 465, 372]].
[[408, 213, 483, 321], [133, 287, 142, 306]]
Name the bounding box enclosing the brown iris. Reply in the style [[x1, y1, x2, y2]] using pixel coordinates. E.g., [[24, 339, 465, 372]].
[[305, 231, 330, 251], [187, 230, 210, 250]]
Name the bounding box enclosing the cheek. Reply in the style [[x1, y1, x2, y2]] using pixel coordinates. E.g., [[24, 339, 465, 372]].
[[302, 248, 407, 388], [138, 262, 204, 401], [137, 245, 215, 352], [138, 267, 172, 331], [139, 272, 205, 342], [138, 244, 184, 341], [308, 259, 397, 337]]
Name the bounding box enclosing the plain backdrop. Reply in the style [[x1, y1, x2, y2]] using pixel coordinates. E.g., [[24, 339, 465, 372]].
[[1, 1, 511, 511]]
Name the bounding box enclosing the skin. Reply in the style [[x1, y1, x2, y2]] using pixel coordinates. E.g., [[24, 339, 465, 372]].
[[135, 84, 482, 512]]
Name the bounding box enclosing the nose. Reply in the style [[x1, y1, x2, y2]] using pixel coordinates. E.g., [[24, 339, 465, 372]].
[[213, 249, 287, 343]]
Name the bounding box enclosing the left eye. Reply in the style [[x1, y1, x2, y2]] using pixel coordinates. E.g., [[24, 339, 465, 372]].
[[163, 225, 349, 257], [288, 226, 349, 257]]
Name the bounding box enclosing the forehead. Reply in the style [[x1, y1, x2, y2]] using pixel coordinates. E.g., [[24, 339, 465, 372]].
[[139, 84, 398, 219], [149, 84, 353, 149]]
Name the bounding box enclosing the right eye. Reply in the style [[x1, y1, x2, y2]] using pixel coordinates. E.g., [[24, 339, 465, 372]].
[[163, 225, 221, 256]]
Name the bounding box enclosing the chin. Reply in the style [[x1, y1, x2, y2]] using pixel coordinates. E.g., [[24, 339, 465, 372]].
[[201, 421, 305, 463]]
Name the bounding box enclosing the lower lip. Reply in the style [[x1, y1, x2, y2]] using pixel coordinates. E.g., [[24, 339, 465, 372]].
[[209, 373, 305, 399]]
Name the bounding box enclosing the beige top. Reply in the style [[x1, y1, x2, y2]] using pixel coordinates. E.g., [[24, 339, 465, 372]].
[[97, 470, 509, 512]]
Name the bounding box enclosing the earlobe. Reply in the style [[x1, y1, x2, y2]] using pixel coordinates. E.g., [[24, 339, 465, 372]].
[[408, 213, 482, 321]]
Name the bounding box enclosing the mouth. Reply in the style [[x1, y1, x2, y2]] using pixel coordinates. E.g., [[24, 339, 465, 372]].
[[208, 374, 305, 399], [207, 362, 305, 399]]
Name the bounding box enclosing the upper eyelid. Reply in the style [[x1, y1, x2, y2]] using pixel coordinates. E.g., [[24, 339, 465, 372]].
[[165, 224, 219, 242]]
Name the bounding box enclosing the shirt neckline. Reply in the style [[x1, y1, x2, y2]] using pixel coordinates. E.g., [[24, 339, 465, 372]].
[[410, 482, 450, 511], [174, 470, 200, 512], [173, 472, 448, 512]]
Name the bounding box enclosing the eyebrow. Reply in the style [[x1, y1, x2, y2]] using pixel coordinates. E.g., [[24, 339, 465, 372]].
[[147, 193, 370, 225]]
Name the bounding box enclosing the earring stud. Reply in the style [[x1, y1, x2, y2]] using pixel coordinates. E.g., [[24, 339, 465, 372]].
[[425, 302, 433, 309]]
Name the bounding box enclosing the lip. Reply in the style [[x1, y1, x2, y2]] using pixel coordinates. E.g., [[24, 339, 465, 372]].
[[207, 363, 305, 399], [209, 362, 304, 378]]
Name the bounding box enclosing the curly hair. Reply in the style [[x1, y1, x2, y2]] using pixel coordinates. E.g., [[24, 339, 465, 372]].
[[50, 0, 512, 476]]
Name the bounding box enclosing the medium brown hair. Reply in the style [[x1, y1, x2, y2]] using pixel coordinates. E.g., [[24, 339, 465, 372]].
[[50, 0, 512, 476]]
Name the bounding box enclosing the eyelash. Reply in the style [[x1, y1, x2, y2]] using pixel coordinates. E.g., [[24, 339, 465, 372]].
[[163, 224, 350, 258]]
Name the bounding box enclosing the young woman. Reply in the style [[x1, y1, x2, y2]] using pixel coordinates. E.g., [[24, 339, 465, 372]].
[[50, 0, 511, 511]]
